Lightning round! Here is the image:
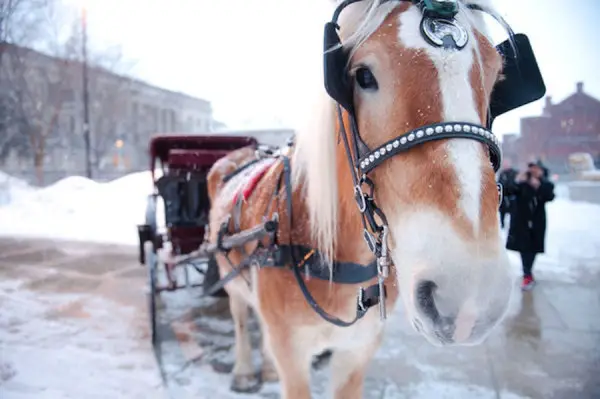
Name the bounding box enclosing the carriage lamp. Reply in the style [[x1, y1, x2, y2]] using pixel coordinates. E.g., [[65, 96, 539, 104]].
[[422, 0, 459, 19]]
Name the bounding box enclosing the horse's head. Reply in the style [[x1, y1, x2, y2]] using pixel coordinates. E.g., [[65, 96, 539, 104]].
[[295, 0, 544, 346]]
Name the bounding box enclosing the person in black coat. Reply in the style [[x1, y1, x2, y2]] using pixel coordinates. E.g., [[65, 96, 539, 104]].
[[505, 161, 555, 290], [497, 163, 518, 229]]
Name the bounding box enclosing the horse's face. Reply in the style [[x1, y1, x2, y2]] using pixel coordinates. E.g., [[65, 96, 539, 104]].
[[346, 1, 513, 346]]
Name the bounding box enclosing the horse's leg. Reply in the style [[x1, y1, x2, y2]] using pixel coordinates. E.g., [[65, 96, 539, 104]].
[[229, 291, 260, 393], [260, 331, 279, 383], [264, 328, 313, 399], [329, 334, 383, 399]]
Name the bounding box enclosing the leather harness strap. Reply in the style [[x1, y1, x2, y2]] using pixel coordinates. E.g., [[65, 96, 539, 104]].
[[280, 154, 384, 327]]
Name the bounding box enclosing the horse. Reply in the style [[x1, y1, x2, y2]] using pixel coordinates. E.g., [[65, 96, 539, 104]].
[[206, 0, 543, 397]]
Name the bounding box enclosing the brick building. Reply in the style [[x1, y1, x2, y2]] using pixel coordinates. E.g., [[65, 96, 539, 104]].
[[502, 82, 600, 173]]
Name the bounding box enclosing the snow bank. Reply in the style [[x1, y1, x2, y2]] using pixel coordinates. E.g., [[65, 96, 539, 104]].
[[0, 171, 34, 207], [0, 171, 155, 245]]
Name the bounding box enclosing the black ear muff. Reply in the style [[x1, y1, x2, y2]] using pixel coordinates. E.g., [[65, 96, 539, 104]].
[[488, 33, 546, 127], [323, 22, 354, 112]]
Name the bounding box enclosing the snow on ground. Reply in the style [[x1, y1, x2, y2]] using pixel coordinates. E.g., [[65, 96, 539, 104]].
[[0, 171, 156, 245], [0, 171, 35, 207], [0, 276, 165, 399], [1, 170, 598, 281]]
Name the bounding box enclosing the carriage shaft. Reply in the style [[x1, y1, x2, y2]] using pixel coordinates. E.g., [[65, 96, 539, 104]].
[[172, 220, 278, 264]]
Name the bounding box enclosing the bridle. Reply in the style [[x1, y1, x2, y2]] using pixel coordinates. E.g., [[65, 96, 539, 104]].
[[323, 0, 504, 320]]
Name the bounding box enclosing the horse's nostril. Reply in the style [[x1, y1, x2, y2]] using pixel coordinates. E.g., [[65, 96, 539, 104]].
[[415, 280, 457, 342], [416, 280, 440, 323]]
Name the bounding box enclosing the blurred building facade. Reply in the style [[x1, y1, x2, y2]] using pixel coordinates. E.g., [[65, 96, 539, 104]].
[[0, 43, 214, 184], [501, 82, 600, 173]]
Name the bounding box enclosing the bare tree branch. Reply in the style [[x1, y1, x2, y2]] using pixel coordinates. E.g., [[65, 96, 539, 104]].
[[1, 0, 135, 182]]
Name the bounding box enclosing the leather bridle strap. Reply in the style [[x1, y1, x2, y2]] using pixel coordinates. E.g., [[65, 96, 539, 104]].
[[337, 105, 388, 256]]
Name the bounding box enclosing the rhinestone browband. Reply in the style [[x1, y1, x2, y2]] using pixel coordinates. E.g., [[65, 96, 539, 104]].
[[357, 121, 502, 174]]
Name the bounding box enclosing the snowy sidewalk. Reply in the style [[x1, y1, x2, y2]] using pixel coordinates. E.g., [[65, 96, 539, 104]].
[[155, 255, 600, 399], [0, 238, 166, 399], [0, 236, 598, 398]]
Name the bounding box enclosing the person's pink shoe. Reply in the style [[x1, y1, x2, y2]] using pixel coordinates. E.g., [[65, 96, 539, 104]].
[[521, 275, 536, 291]]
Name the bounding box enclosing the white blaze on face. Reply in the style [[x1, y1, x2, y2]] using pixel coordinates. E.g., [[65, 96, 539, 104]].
[[398, 6, 484, 232]]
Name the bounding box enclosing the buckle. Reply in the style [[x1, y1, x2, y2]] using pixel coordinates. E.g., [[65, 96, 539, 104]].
[[363, 229, 378, 254], [377, 225, 390, 277], [354, 185, 367, 213], [357, 287, 366, 313]]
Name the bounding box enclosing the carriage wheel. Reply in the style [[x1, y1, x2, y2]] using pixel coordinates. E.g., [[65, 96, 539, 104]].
[[144, 242, 159, 345]]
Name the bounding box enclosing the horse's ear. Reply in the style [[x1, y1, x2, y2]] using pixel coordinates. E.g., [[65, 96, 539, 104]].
[[323, 22, 354, 112], [488, 33, 546, 126]]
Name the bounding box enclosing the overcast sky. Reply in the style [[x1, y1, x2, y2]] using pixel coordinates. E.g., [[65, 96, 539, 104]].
[[75, 0, 600, 138]]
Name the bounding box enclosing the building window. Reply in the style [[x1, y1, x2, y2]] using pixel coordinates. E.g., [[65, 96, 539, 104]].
[[147, 106, 157, 132], [132, 102, 139, 132], [561, 119, 574, 133], [169, 110, 177, 131], [161, 109, 169, 132], [61, 89, 75, 103]]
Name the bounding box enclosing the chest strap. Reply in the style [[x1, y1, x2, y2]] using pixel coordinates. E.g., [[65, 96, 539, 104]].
[[269, 245, 379, 284]]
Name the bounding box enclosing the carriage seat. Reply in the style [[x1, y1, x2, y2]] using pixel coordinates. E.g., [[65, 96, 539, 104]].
[[156, 149, 228, 228], [168, 148, 230, 171], [156, 173, 210, 228]]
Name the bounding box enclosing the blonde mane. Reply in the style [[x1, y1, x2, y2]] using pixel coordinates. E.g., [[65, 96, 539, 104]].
[[292, 0, 504, 261], [292, 0, 398, 261]]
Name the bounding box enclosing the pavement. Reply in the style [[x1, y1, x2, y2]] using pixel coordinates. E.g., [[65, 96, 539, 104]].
[[0, 236, 599, 399]]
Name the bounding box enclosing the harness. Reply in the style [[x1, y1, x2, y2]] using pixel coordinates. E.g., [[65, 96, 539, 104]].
[[208, 150, 385, 327], [203, 0, 546, 328]]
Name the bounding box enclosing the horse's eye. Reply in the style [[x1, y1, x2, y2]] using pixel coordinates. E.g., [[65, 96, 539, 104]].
[[355, 67, 378, 91]]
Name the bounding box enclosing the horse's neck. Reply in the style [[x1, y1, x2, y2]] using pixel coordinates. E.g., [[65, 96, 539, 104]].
[[287, 154, 371, 263]]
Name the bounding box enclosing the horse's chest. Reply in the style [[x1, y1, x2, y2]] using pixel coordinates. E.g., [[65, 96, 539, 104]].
[[309, 312, 384, 352]]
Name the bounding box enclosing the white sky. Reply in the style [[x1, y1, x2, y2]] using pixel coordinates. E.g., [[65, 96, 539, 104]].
[[76, 0, 600, 138]]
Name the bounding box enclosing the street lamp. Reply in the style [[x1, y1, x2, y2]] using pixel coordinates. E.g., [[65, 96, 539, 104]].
[[81, 5, 91, 178]]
